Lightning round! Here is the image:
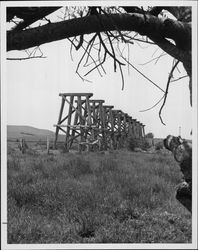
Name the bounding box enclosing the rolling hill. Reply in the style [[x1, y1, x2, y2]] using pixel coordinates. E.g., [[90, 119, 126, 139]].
[[7, 125, 65, 141]]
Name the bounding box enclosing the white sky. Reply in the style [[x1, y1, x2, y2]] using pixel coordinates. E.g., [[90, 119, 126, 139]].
[[5, 5, 193, 139]]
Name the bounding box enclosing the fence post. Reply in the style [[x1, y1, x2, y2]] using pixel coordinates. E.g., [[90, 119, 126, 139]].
[[47, 136, 50, 154], [19, 138, 27, 154]]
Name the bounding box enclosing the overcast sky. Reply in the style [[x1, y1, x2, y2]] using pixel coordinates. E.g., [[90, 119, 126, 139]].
[[5, 4, 193, 139]]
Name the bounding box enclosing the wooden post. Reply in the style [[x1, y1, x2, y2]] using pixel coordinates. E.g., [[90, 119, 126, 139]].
[[103, 105, 114, 150], [19, 138, 27, 154], [142, 124, 146, 138], [54, 93, 146, 152], [47, 136, 50, 154], [131, 119, 137, 139], [54, 93, 94, 152], [65, 95, 74, 151], [89, 100, 106, 150], [54, 97, 65, 149]]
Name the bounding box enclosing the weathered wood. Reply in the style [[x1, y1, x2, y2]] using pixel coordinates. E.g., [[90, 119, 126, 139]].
[[59, 93, 93, 97], [55, 93, 146, 152], [89, 99, 105, 103], [70, 100, 80, 148], [46, 136, 50, 154], [63, 95, 86, 121], [65, 95, 74, 151], [103, 105, 114, 109], [55, 93, 96, 151], [54, 97, 65, 148], [89, 100, 107, 150], [19, 138, 28, 154]]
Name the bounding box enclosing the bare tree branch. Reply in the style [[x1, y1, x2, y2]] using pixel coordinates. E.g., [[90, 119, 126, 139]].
[[7, 13, 191, 53], [159, 60, 180, 125], [170, 75, 188, 83], [139, 53, 166, 66], [139, 95, 165, 112], [120, 55, 165, 93], [7, 56, 46, 60]]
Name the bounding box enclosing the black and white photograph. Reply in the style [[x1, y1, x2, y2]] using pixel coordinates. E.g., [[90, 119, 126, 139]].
[[1, 1, 197, 249]]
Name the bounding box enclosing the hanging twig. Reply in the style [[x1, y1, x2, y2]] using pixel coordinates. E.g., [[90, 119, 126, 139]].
[[120, 55, 165, 93], [76, 34, 84, 50], [70, 33, 106, 79], [81, 39, 104, 77], [68, 37, 75, 61], [83, 38, 97, 66], [119, 64, 125, 90], [84, 51, 107, 77], [97, 33, 125, 66], [139, 95, 165, 112], [170, 75, 188, 83], [108, 33, 155, 45], [104, 31, 117, 71], [159, 60, 180, 125], [127, 43, 130, 75], [139, 53, 166, 66], [75, 34, 97, 77], [152, 47, 159, 57]]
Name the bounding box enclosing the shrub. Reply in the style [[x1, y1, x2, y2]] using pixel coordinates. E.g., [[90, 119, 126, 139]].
[[141, 140, 151, 150], [127, 137, 150, 151], [145, 132, 154, 139], [155, 141, 164, 151], [127, 137, 142, 151]]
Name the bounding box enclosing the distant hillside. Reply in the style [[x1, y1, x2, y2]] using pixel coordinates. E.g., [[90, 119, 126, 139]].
[[7, 125, 65, 141]]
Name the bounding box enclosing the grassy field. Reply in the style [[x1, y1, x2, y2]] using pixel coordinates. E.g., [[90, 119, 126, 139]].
[[7, 146, 191, 244]]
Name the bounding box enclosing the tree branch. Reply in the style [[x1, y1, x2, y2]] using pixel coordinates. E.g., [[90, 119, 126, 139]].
[[139, 95, 165, 112], [148, 35, 190, 63], [159, 60, 179, 125], [7, 56, 46, 60], [8, 7, 61, 31], [7, 13, 191, 54]]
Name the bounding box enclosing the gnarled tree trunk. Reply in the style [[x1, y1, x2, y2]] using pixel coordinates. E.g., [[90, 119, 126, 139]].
[[164, 135, 192, 212]]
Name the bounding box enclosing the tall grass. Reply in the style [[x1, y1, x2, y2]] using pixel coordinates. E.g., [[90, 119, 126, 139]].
[[7, 149, 191, 243]]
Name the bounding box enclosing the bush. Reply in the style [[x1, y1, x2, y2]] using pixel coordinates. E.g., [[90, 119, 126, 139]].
[[127, 137, 150, 151], [145, 133, 154, 139], [145, 132, 154, 139], [127, 137, 141, 151], [155, 141, 164, 151], [141, 140, 151, 151]]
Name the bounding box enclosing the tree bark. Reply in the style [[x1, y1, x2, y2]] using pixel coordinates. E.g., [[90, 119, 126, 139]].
[[7, 13, 191, 53], [164, 135, 192, 212]]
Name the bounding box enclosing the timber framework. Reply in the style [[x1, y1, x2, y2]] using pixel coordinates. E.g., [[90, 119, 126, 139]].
[[54, 93, 145, 152]]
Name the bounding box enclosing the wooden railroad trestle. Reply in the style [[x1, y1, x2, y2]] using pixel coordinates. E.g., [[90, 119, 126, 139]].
[[54, 93, 145, 151]]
